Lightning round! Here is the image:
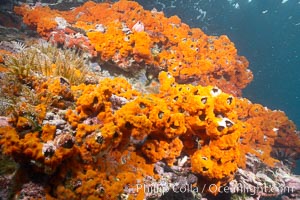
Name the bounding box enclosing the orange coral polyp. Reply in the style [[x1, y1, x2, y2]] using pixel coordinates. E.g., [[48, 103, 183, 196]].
[[164, 113, 187, 138], [0, 66, 299, 197], [0, 1, 297, 199], [132, 31, 152, 59], [14, 0, 253, 94]]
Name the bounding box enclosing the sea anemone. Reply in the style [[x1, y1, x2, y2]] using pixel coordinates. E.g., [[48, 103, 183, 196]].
[[2, 40, 89, 85]]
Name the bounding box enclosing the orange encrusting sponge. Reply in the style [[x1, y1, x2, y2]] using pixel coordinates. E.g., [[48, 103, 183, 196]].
[[14, 0, 253, 96], [0, 1, 297, 199]]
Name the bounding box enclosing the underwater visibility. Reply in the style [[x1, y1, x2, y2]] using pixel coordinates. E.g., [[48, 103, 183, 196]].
[[0, 0, 299, 199]]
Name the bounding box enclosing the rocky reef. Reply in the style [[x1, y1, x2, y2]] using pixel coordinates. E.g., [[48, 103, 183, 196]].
[[0, 1, 299, 200]]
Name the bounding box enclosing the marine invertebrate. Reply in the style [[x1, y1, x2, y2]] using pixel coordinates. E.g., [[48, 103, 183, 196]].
[[3, 40, 88, 85], [0, 1, 298, 200], [14, 0, 253, 95], [132, 21, 145, 32], [0, 40, 27, 53], [0, 63, 299, 199], [141, 138, 183, 165], [236, 98, 300, 168], [14, 5, 58, 37]]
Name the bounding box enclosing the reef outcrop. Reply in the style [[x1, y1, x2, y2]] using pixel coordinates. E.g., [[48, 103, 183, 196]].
[[0, 1, 299, 199]]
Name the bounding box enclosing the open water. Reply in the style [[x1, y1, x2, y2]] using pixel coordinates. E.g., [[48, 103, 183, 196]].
[[137, 0, 300, 174]]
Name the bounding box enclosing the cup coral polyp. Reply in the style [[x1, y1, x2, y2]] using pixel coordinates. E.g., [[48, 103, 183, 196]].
[[14, 0, 253, 95], [0, 61, 299, 198], [0, 1, 299, 199]]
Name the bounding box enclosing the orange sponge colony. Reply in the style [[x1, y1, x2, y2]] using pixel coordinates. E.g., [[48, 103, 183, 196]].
[[0, 1, 299, 199], [0, 69, 299, 198], [235, 99, 300, 167], [0, 70, 244, 192], [14, 0, 253, 96], [70, 70, 245, 188], [156, 72, 243, 187]]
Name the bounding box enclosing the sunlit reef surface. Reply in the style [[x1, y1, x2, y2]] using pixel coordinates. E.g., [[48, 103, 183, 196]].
[[137, 0, 300, 176], [0, 0, 299, 200], [138, 0, 300, 127]]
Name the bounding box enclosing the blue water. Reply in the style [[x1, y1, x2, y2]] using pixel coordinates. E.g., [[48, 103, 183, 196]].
[[137, 0, 300, 173]]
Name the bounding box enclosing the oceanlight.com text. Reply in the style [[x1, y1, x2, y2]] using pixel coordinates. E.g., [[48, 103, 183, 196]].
[[134, 183, 295, 196]]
